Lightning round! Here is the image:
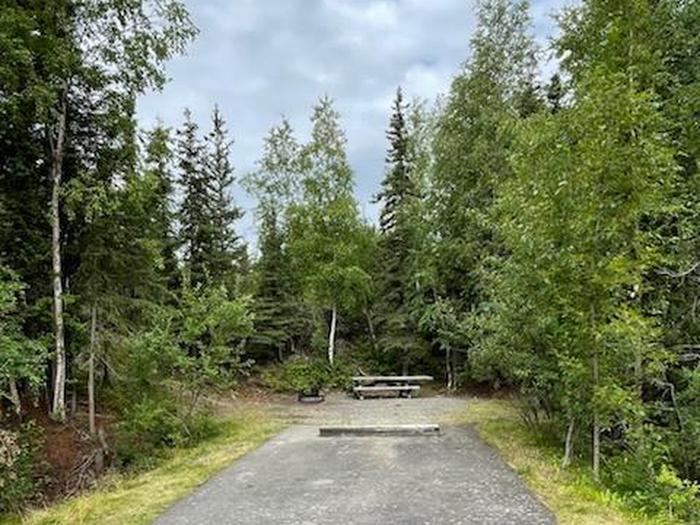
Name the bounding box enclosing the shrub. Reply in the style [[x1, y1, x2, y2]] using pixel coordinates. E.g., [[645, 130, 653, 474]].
[[261, 356, 354, 394], [0, 422, 44, 514], [605, 425, 700, 522], [115, 398, 219, 468]]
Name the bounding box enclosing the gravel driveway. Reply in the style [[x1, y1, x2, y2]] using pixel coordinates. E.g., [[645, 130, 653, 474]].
[[153, 394, 555, 525]]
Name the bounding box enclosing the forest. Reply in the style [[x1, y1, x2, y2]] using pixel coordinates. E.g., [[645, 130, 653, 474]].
[[1, 0, 700, 522]]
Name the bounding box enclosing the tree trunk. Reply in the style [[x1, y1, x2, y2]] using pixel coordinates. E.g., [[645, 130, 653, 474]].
[[276, 344, 283, 363], [634, 349, 643, 397], [88, 302, 98, 438], [452, 349, 459, 389], [94, 427, 108, 475], [50, 99, 67, 422], [446, 347, 453, 390], [591, 305, 600, 481], [9, 378, 21, 418], [364, 308, 376, 345], [561, 419, 575, 469], [70, 389, 77, 416], [592, 411, 600, 480], [328, 305, 337, 364]]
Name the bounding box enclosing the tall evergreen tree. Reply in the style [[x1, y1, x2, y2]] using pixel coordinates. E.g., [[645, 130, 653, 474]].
[[545, 73, 565, 113], [247, 209, 303, 361], [373, 88, 423, 373], [245, 120, 310, 361], [178, 107, 244, 288], [377, 87, 414, 234], [205, 106, 245, 284], [142, 124, 179, 290], [177, 109, 211, 286]]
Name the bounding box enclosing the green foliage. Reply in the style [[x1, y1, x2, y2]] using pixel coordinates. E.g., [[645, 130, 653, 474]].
[[261, 356, 353, 394], [105, 280, 252, 467], [372, 89, 430, 373], [177, 107, 246, 288], [0, 422, 44, 514], [246, 208, 312, 362], [177, 278, 254, 394], [0, 267, 46, 411], [423, 0, 539, 384], [286, 97, 373, 359], [3, 0, 700, 518], [605, 428, 700, 522], [115, 398, 218, 468], [289, 103, 369, 309]]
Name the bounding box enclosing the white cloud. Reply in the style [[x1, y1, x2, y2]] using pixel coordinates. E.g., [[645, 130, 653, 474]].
[[323, 0, 400, 30], [403, 63, 449, 100], [138, 0, 571, 244]]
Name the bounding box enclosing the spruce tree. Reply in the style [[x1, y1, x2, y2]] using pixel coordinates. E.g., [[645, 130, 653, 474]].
[[205, 106, 245, 284], [545, 73, 564, 113], [177, 109, 211, 287], [246, 120, 310, 360], [248, 208, 301, 361], [143, 124, 179, 290], [377, 87, 413, 234], [374, 87, 422, 372]]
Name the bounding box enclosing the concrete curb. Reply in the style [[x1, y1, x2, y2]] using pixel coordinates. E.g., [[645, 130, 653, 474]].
[[319, 424, 440, 437]]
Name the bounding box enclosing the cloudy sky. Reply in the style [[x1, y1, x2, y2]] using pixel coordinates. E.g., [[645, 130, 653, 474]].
[[138, 0, 570, 244]]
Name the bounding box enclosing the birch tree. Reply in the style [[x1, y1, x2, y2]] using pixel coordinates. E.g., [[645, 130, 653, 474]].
[[17, 0, 196, 421], [497, 72, 676, 478], [288, 97, 371, 363]]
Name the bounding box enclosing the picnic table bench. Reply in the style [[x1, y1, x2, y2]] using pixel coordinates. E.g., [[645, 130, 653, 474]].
[[352, 375, 433, 399]]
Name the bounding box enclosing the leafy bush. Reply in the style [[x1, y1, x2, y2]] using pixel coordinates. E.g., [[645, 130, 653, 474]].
[[0, 422, 44, 514], [0, 266, 47, 415], [115, 398, 181, 466], [605, 425, 700, 522], [115, 398, 219, 468], [261, 356, 353, 394], [109, 321, 226, 468], [104, 278, 254, 468]]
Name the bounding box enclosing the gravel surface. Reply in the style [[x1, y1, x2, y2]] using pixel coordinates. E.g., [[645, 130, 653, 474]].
[[257, 392, 469, 426], [153, 393, 555, 524]]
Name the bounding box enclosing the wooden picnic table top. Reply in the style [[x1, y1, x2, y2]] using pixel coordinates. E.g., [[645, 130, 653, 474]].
[[352, 375, 434, 383], [354, 385, 421, 391]]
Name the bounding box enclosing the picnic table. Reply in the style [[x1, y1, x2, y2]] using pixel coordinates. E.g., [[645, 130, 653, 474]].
[[352, 375, 433, 399]]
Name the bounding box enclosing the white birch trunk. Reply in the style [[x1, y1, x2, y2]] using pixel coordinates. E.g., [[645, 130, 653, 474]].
[[591, 304, 600, 481], [50, 100, 67, 422], [446, 347, 453, 390], [561, 419, 575, 469], [9, 378, 21, 417], [364, 308, 376, 345], [328, 305, 337, 364]]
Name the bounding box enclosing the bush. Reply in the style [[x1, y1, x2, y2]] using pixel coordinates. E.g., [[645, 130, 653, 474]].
[[108, 325, 223, 468], [605, 425, 700, 522], [261, 356, 353, 394], [0, 422, 44, 514], [115, 398, 218, 468]]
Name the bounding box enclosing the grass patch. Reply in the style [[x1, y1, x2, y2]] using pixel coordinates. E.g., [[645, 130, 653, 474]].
[[2, 408, 282, 525], [447, 397, 679, 525]]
